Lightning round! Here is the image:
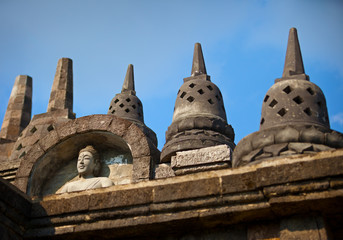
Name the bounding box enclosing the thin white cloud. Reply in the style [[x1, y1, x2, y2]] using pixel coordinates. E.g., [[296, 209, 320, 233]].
[[332, 112, 343, 126]]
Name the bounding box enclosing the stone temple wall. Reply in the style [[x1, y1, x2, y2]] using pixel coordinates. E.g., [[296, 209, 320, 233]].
[[0, 28, 343, 239]]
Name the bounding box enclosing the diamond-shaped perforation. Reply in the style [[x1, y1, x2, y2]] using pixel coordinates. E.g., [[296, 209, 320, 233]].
[[260, 118, 265, 125], [293, 96, 303, 104], [269, 99, 278, 108], [180, 92, 186, 98], [187, 96, 194, 102], [30, 126, 37, 133], [264, 95, 269, 102], [278, 108, 287, 117], [17, 144, 23, 151], [119, 103, 124, 108], [208, 99, 214, 104], [125, 108, 130, 113], [197, 89, 204, 95], [304, 107, 312, 116], [189, 83, 196, 88], [215, 94, 221, 101], [111, 110, 115, 114], [114, 99, 119, 104], [132, 105, 136, 109], [307, 87, 314, 95], [126, 98, 131, 102], [207, 85, 213, 91], [47, 125, 54, 132], [283, 86, 292, 94]]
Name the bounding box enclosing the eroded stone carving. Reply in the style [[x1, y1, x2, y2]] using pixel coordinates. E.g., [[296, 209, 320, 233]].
[[59, 145, 113, 193]]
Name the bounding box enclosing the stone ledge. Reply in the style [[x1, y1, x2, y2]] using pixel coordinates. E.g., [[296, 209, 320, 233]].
[[24, 149, 343, 238]]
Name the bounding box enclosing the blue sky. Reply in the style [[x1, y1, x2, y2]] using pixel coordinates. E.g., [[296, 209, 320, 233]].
[[0, 0, 342, 150]]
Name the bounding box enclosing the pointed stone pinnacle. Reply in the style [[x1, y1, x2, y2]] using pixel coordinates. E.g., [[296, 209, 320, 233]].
[[278, 28, 309, 81], [191, 43, 207, 77], [0, 75, 32, 141], [121, 64, 136, 95], [47, 58, 73, 112]]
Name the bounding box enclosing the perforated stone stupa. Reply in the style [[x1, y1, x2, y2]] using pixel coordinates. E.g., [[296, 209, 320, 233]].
[[233, 28, 343, 167], [161, 43, 235, 165]]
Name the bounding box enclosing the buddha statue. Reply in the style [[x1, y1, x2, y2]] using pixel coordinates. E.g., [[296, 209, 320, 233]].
[[59, 145, 113, 193]]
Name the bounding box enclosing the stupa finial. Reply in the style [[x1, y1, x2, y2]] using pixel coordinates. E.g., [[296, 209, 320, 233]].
[[191, 43, 207, 76], [121, 64, 136, 95], [277, 28, 309, 82]]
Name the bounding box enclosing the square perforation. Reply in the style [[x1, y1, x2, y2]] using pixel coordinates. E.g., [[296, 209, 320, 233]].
[[198, 89, 204, 95]]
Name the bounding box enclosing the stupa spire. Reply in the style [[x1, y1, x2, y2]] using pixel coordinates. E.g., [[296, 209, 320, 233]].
[[278, 28, 309, 81], [191, 43, 207, 76], [0, 75, 32, 141], [121, 64, 136, 95], [47, 58, 73, 112]]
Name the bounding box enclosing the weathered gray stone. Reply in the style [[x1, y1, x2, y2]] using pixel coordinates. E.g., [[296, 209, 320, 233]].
[[155, 163, 175, 179], [280, 216, 329, 240], [161, 43, 235, 164], [0, 75, 32, 141], [171, 145, 231, 168], [47, 58, 73, 113]]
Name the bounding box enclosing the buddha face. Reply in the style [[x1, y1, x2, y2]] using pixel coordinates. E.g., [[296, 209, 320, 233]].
[[77, 151, 96, 177]]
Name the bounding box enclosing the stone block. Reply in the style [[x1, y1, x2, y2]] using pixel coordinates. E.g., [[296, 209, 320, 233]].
[[154, 163, 175, 179], [32, 194, 90, 216], [38, 129, 60, 152], [56, 120, 77, 140], [123, 124, 150, 158], [89, 186, 152, 210], [153, 177, 220, 203], [222, 171, 256, 194], [107, 116, 132, 138], [88, 114, 113, 131], [132, 156, 151, 181], [171, 144, 231, 168], [280, 216, 329, 240], [247, 222, 280, 240]]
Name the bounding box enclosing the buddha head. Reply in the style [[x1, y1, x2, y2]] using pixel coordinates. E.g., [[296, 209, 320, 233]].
[[77, 145, 101, 177]]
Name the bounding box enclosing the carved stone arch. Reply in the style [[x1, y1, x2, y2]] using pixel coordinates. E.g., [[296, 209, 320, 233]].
[[14, 114, 158, 197]]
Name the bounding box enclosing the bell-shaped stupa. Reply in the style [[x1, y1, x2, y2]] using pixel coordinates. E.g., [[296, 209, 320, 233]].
[[161, 43, 235, 163], [233, 28, 343, 167], [108, 64, 157, 146]]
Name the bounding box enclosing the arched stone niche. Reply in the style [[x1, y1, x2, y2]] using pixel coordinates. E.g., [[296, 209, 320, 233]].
[[14, 115, 159, 197]]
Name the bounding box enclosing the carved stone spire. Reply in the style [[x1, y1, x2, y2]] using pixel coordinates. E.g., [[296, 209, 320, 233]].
[[0, 75, 32, 141], [191, 43, 207, 76], [277, 28, 309, 82], [47, 58, 73, 112], [233, 28, 343, 167], [121, 64, 136, 95]]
